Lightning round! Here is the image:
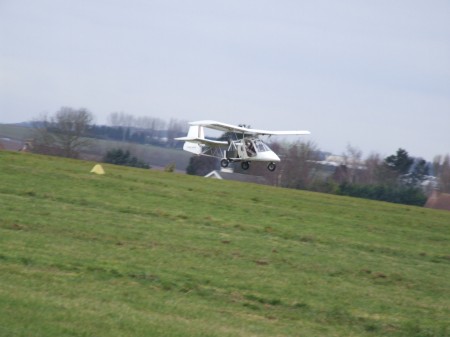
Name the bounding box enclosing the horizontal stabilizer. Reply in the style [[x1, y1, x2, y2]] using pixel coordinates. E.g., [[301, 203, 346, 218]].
[[175, 125, 228, 153], [175, 137, 227, 146], [182, 141, 202, 155]]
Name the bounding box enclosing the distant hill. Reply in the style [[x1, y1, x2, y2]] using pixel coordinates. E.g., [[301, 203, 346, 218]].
[[0, 123, 192, 171], [0, 150, 449, 337], [0, 123, 34, 140]]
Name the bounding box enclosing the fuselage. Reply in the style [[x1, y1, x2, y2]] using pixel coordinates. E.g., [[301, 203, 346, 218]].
[[228, 138, 280, 162]]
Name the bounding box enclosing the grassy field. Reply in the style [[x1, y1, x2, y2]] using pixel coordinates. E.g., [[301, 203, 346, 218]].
[[0, 150, 449, 337]]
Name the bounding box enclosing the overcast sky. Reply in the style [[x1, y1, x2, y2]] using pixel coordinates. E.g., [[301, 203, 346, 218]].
[[1, 0, 449, 160]]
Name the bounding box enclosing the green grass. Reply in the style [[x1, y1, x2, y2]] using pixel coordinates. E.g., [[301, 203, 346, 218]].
[[0, 150, 449, 337]]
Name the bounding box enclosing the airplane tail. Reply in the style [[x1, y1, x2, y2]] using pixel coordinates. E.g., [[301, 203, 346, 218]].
[[178, 125, 204, 155], [187, 125, 205, 139]]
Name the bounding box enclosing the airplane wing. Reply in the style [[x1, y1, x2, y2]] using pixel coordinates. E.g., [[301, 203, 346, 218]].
[[189, 120, 311, 136]]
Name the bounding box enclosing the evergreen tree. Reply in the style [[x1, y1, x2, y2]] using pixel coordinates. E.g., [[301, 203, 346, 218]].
[[385, 148, 414, 175], [407, 158, 429, 186]]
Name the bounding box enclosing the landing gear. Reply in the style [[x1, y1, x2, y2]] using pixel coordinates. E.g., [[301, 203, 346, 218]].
[[267, 162, 276, 172], [241, 161, 250, 170], [220, 159, 229, 168]]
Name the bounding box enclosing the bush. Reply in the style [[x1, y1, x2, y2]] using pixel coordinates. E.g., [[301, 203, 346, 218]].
[[337, 183, 427, 206], [103, 148, 150, 169]]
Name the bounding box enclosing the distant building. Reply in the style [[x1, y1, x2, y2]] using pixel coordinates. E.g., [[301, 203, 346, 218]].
[[425, 190, 450, 211]]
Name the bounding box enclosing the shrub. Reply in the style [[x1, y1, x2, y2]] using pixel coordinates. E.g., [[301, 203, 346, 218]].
[[337, 183, 427, 206], [103, 148, 149, 169]]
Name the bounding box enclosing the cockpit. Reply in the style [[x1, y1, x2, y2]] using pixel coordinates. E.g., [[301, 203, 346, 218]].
[[252, 139, 270, 152], [243, 139, 271, 157], [226, 138, 273, 160]]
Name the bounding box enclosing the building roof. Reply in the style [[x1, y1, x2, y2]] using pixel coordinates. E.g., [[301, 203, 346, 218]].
[[425, 190, 450, 211], [205, 169, 268, 185]]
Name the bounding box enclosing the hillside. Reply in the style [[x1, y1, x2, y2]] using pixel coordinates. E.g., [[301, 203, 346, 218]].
[[0, 150, 449, 337]]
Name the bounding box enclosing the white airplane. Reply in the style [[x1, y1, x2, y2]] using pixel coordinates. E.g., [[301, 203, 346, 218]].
[[175, 120, 310, 171]]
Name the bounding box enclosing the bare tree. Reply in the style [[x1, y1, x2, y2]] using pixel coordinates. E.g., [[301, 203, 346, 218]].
[[133, 116, 167, 140], [107, 111, 134, 141], [278, 140, 321, 189], [33, 107, 94, 158], [340, 144, 364, 184], [166, 118, 187, 147], [108, 111, 134, 128], [107, 112, 120, 127], [107, 112, 171, 143], [433, 154, 450, 193], [362, 152, 383, 185]]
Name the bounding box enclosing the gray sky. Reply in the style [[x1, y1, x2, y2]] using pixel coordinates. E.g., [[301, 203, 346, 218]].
[[1, 0, 449, 160]]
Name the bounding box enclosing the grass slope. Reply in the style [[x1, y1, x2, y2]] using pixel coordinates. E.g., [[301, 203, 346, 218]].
[[0, 151, 449, 337]]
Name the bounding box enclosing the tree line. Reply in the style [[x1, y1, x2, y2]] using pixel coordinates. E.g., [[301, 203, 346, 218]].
[[30, 107, 187, 159], [92, 111, 187, 147], [28, 107, 450, 206], [187, 141, 450, 206]]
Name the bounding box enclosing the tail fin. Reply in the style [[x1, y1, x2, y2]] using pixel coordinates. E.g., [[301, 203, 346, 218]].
[[187, 125, 204, 139], [182, 125, 204, 155]]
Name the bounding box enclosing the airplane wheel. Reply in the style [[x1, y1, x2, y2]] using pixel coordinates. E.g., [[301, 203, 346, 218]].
[[220, 159, 229, 168], [241, 161, 250, 170], [267, 162, 276, 172]]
